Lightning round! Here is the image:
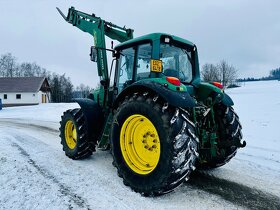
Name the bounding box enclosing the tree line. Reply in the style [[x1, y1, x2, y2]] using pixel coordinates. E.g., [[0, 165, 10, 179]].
[[270, 67, 280, 79], [237, 67, 280, 82], [201, 60, 238, 87], [0, 53, 92, 102]]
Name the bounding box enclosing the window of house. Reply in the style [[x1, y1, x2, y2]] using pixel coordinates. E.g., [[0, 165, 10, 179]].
[[16, 94, 21, 99], [4, 94, 7, 99]]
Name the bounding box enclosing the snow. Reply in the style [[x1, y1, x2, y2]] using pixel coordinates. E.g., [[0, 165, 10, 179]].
[[215, 80, 280, 197], [0, 103, 79, 130], [1, 80, 280, 209]]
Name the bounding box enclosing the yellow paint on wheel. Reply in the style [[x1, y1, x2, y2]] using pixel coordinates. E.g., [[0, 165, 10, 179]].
[[120, 114, 160, 175], [65, 120, 77, 149]]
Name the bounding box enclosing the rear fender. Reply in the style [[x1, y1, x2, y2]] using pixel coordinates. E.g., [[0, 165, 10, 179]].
[[197, 83, 234, 106], [73, 98, 104, 140], [113, 81, 196, 109], [221, 93, 234, 106]]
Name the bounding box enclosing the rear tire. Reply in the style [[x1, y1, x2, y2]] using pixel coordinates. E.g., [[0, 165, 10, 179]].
[[59, 108, 94, 159], [111, 94, 198, 196], [198, 105, 242, 169]]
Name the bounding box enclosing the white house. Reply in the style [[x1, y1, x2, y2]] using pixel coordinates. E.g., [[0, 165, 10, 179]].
[[0, 77, 51, 107]]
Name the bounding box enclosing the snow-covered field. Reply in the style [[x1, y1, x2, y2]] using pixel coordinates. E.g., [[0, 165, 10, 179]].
[[0, 80, 280, 209]]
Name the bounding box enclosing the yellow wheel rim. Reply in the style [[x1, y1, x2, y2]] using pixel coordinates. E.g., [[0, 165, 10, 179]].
[[120, 114, 161, 175], [65, 120, 77, 149]]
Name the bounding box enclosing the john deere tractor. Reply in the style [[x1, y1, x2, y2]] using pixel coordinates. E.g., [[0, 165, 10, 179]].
[[58, 7, 246, 196]]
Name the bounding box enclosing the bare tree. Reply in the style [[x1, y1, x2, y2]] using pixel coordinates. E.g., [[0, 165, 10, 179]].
[[19, 62, 50, 78], [31, 63, 42, 77], [76, 84, 91, 98], [217, 60, 238, 87], [20, 62, 33, 77], [14, 65, 21, 77], [201, 63, 220, 82], [0, 53, 17, 77], [201, 60, 238, 87]]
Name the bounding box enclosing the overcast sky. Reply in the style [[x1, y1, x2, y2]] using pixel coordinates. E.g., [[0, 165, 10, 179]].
[[0, 0, 279, 87]]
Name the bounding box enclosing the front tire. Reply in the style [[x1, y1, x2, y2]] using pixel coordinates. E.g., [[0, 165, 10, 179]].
[[59, 108, 94, 159], [111, 94, 198, 196]]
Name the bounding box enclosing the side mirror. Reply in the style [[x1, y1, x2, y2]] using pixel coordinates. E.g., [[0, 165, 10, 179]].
[[90, 46, 98, 62]]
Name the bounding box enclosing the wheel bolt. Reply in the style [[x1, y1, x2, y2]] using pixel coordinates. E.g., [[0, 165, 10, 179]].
[[152, 145, 157, 148], [150, 134, 155, 137], [144, 145, 149, 149], [153, 139, 157, 143], [142, 140, 147, 143], [149, 147, 153, 151]]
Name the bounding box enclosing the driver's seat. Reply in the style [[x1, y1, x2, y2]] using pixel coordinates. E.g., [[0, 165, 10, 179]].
[[164, 69, 179, 78]]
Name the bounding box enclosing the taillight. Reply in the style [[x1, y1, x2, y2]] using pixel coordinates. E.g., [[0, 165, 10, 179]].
[[212, 82, 223, 89], [166, 77, 181, 86]]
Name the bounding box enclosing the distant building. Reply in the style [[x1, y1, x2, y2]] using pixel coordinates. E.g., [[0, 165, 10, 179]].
[[0, 77, 51, 107]]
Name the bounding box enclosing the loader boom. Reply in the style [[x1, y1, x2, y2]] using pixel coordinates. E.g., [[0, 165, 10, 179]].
[[57, 7, 134, 84]]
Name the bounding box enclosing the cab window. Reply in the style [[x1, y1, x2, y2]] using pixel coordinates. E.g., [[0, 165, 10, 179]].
[[136, 43, 152, 81], [160, 43, 193, 83], [118, 47, 135, 91]]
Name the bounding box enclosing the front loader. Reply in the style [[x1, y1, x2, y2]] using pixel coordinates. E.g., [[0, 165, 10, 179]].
[[57, 7, 246, 196]]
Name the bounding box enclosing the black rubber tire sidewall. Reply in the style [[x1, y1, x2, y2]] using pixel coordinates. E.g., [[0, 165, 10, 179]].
[[60, 109, 92, 159], [60, 110, 80, 157]]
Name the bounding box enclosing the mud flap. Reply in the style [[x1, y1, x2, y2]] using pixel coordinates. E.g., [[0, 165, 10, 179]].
[[222, 93, 234, 106], [73, 98, 104, 141]]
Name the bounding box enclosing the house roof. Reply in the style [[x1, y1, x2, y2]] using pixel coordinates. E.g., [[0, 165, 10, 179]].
[[0, 77, 50, 93]]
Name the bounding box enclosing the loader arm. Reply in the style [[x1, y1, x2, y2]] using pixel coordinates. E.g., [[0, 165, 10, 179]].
[[57, 6, 134, 83]]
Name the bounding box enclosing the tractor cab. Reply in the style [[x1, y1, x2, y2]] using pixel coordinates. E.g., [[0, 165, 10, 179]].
[[113, 33, 200, 94]]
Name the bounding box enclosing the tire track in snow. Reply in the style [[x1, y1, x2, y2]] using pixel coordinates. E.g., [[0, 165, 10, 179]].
[[188, 171, 280, 210], [0, 119, 58, 134], [237, 153, 280, 165], [10, 141, 91, 210], [1, 123, 132, 210]]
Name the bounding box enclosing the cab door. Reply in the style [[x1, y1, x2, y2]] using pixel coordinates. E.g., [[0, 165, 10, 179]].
[[115, 42, 153, 94], [116, 47, 136, 92]]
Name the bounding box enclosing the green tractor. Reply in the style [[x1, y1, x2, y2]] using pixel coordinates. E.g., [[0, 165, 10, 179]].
[[58, 7, 246, 196]]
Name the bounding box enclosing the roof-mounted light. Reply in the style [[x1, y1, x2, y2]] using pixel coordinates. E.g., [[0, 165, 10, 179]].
[[164, 37, 170, 43]]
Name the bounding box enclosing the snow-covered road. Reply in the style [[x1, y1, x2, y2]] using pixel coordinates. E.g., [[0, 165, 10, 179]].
[[0, 80, 280, 209], [0, 120, 240, 210]]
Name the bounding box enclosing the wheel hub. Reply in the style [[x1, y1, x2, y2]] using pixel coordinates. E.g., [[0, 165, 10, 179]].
[[120, 114, 160, 175], [65, 120, 77, 149]]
